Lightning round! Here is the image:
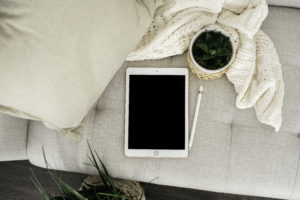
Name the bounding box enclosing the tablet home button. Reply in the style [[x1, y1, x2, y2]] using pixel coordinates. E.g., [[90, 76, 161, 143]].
[[154, 151, 159, 156]]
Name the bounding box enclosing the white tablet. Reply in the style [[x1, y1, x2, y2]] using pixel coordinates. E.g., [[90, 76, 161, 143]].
[[125, 67, 189, 158]]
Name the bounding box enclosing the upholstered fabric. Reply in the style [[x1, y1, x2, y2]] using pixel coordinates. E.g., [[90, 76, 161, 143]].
[[26, 6, 300, 200], [0, 113, 28, 161], [267, 0, 300, 8], [0, 0, 159, 142]]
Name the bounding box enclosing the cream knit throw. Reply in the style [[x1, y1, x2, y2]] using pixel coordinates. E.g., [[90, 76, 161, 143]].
[[127, 0, 284, 131]]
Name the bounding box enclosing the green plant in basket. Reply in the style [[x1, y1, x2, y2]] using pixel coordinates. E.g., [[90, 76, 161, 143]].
[[192, 30, 233, 70], [31, 142, 144, 200]]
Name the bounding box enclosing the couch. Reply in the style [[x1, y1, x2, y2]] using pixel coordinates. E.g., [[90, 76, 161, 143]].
[[1, 2, 300, 200]]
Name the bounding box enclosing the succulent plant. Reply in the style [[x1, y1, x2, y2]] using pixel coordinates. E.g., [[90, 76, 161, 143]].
[[192, 30, 233, 70]]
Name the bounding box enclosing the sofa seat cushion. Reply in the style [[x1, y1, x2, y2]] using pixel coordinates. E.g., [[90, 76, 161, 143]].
[[0, 0, 159, 141], [27, 6, 300, 199], [0, 113, 28, 161]]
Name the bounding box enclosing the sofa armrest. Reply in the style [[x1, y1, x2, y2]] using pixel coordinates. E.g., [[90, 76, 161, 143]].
[[0, 113, 28, 161], [267, 0, 300, 9]]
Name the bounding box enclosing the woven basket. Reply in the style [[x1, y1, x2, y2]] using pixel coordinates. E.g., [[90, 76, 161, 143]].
[[80, 175, 146, 200], [187, 28, 235, 80]]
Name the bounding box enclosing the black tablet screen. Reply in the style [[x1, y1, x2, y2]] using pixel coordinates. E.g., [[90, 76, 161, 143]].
[[128, 75, 186, 150]]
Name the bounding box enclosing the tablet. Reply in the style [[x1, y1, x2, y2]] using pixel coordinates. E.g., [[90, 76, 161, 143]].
[[125, 67, 189, 158]]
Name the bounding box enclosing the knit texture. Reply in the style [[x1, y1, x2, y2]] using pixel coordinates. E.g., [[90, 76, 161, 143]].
[[128, 0, 284, 131]]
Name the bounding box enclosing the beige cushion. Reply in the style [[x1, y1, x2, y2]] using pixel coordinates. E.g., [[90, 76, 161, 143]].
[[0, 0, 159, 141]]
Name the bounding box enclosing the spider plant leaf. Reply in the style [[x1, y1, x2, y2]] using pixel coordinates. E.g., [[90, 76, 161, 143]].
[[87, 156, 109, 190], [45, 164, 87, 200], [87, 141, 116, 192], [30, 168, 51, 200], [53, 175, 88, 200], [149, 177, 159, 183], [48, 170, 65, 194], [82, 163, 94, 167], [97, 192, 130, 199], [95, 151, 110, 177], [86, 143, 109, 188], [41, 148, 67, 196]]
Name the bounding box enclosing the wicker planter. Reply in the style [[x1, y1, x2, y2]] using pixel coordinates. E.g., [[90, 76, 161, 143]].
[[187, 28, 236, 80], [80, 175, 146, 200]]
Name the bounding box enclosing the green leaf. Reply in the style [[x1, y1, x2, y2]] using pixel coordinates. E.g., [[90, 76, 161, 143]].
[[205, 32, 212, 42], [149, 177, 159, 183], [215, 58, 221, 66], [217, 36, 223, 45], [87, 141, 116, 192], [215, 48, 223, 56], [95, 151, 110, 177], [57, 179, 87, 200], [56, 178, 87, 200], [209, 49, 216, 55], [218, 48, 232, 56], [97, 192, 130, 199], [31, 148, 88, 200], [30, 168, 51, 200], [202, 53, 215, 60], [32, 143, 138, 200], [87, 155, 109, 190], [198, 43, 208, 53]]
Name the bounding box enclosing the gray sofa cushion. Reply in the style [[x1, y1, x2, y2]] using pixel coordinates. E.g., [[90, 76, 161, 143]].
[[0, 113, 28, 161], [26, 6, 300, 200], [267, 0, 300, 8]]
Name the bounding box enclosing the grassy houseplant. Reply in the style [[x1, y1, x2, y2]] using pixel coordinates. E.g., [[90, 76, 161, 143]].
[[31, 143, 145, 200], [187, 28, 235, 80]]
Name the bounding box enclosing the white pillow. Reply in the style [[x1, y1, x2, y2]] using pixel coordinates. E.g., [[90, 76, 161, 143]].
[[0, 0, 161, 142]]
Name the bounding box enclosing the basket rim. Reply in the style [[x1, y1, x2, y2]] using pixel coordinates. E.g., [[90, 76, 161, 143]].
[[189, 28, 236, 74]]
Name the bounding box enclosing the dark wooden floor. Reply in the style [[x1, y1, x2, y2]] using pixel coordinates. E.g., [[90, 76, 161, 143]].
[[0, 161, 276, 200]]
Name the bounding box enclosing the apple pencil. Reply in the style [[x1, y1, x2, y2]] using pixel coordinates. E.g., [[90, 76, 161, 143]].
[[189, 85, 203, 151]]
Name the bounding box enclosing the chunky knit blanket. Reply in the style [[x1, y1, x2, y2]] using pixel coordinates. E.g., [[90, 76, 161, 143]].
[[128, 0, 284, 131]]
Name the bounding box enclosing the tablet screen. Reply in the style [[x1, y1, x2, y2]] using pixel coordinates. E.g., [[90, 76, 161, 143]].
[[128, 75, 186, 150]]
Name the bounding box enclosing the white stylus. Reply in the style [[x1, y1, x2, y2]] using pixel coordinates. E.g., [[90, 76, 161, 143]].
[[189, 85, 203, 150]]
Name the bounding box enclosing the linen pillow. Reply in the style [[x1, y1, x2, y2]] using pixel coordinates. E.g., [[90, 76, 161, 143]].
[[0, 0, 161, 142]]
